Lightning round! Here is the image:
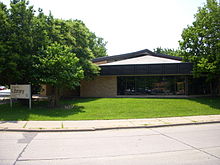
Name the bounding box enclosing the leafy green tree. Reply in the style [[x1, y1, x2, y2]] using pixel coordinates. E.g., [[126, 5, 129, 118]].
[[34, 43, 84, 106], [0, 0, 35, 85], [0, 2, 13, 85], [0, 0, 107, 106], [51, 19, 105, 78], [153, 47, 181, 57], [88, 32, 107, 58], [0, 0, 48, 94], [7, 0, 36, 84], [179, 0, 220, 85]]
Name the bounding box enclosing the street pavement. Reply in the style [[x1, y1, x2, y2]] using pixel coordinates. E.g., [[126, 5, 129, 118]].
[[0, 123, 220, 165], [1, 115, 220, 131]]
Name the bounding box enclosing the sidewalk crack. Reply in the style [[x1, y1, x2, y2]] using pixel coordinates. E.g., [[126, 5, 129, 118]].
[[13, 132, 38, 165], [23, 121, 28, 128]]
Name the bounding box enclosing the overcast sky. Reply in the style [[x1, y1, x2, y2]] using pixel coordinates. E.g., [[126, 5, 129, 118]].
[[1, 0, 207, 55]]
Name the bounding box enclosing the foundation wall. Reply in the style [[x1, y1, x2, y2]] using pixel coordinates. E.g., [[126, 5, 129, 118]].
[[80, 76, 117, 97]]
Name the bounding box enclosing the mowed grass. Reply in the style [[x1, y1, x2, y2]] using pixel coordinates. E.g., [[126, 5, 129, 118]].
[[0, 97, 220, 121]]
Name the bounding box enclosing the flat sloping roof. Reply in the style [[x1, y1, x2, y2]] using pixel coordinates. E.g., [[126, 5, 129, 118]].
[[100, 55, 182, 66], [93, 49, 182, 63]]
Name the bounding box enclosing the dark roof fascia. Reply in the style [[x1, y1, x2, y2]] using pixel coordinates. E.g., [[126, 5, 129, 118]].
[[99, 62, 193, 76], [93, 49, 183, 63]]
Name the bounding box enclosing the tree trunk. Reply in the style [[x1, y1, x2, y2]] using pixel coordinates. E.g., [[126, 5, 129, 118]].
[[210, 78, 218, 97], [55, 87, 60, 106], [48, 86, 60, 108]]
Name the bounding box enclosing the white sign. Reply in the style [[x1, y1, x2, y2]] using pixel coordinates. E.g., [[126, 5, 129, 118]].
[[10, 85, 31, 99], [10, 84, 32, 109]]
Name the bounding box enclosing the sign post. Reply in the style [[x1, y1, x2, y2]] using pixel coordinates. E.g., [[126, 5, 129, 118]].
[[10, 84, 31, 109], [29, 85, 31, 109]]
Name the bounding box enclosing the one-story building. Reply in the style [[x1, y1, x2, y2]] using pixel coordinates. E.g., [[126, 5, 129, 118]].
[[80, 49, 211, 97], [41, 49, 213, 98]]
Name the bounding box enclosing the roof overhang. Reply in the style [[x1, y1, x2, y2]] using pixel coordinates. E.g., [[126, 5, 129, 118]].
[[93, 49, 183, 63]]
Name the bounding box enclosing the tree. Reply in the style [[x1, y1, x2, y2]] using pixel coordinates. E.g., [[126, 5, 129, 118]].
[[153, 47, 181, 57], [0, 0, 107, 82], [60, 19, 102, 79], [34, 43, 84, 106], [0, 0, 107, 106], [179, 0, 220, 88], [0, 0, 36, 85], [0, 2, 13, 85]]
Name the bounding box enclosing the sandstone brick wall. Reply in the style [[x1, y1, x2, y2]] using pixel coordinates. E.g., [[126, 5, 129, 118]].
[[40, 85, 47, 96], [61, 87, 80, 98], [80, 76, 117, 97], [40, 84, 53, 96]]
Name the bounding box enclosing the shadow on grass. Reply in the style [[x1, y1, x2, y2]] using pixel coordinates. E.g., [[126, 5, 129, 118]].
[[186, 97, 220, 110], [0, 100, 86, 121], [62, 98, 101, 104], [1, 97, 219, 121]]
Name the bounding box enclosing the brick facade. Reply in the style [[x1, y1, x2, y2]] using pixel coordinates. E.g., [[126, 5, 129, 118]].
[[80, 76, 117, 97]]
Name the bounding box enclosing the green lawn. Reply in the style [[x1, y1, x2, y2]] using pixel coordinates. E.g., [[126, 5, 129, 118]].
[[0, 97, 220, 121]]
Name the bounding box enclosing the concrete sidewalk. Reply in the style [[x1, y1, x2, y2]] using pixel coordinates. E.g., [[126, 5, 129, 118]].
[[1, 115, 220, 132]]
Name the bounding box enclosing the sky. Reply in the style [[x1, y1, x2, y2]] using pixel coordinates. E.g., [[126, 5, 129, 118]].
[[1, 0, 207, 55]]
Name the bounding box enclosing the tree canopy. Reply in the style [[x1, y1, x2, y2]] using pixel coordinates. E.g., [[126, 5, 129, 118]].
[[0, 0, 107, 85], [153, 47, 181, 57], [179, 0, 220, 81], [0, 0, 107, 106]]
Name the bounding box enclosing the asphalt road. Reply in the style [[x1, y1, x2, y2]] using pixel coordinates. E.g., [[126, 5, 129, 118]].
[[1, 124, 220, 165]]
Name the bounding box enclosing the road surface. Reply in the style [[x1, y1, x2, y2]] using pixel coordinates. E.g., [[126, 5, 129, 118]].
[[1, 123, 220, 165]]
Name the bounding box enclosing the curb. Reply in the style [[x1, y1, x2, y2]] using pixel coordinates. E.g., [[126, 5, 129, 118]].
[[1, 121, 220, 132]]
